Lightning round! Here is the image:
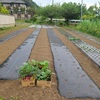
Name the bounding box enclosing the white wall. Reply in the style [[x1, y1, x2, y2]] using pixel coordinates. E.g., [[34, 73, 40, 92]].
[[0, 14, 15, 27]]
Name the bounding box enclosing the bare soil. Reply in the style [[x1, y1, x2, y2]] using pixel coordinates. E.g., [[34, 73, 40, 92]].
[[0, 27, 99, 100], [0, 23, 30, 38]]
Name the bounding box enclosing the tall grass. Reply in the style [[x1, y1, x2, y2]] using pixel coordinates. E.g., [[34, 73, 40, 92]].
[[76, 20, 100, 38]]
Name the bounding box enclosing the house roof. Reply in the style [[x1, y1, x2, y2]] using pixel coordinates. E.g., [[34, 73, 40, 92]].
[[0, 0, 25, 4]]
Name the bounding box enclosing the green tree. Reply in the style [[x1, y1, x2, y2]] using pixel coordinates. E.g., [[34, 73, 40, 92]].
[[38, 4, 61, 22], [60, 2, 87, 23], [87, 2, 100, 20], [27, 7, 36, 16], [88, 6, 95, 15], [0, 3, 9, 14]]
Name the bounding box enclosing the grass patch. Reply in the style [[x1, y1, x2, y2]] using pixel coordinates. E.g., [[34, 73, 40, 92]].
[[75, 20, 100, 38], [0, 21, 31, 35], [0, 96, 19, 100]]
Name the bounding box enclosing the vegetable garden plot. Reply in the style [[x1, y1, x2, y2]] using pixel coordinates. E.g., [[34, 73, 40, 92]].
[[69, 29, 100, 44], [0, 29, 40, 80], [59, 29, 100, 67], [0, 28, 28, 44], [47, 29, 100, 98]]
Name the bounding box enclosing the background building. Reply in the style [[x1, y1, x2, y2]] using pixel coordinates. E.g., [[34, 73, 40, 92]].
[[0, 0, 31, 19]]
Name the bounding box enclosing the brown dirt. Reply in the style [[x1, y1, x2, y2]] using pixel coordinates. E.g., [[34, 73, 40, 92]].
[[53, 29, 100, 88], [0, 28, 21, 38], [0, 23, 30, 38], [0, 28, 34, 64], [0, 28, 99, 100], [62, 28, 100, 49]]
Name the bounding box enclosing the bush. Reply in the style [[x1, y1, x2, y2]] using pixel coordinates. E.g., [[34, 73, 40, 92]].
[[0, 27, 10, 31], [75, 20, 100, 38], [25, 19, 31, 23], [57, 21, 65, 26]]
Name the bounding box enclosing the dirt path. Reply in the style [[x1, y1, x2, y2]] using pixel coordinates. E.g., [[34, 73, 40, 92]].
[[0, 28, 34, 64], [62, 28, 100, 50], [53, 29, 100, 88], [0, 27, 99, 100]]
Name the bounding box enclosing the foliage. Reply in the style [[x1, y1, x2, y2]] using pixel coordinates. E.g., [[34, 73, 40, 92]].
[[0, 3, 9, 14], [76, 20, 100, 37], [19, 62, 35, 79], [20, 7, 25, 14], [0, 27, 9, 31], [13, 7, 19, 13], [27, 7, 36, 16], [21, 0, 38, 16], [56, 21, 66, 26], [82, 14, 95, 20], [0, 96, 4, 100], [86, 2, 100, 20], [69, 37, 79, 40], [60, 2, 87, 23], [37, 61, 52, 81], [25, 14, 47, 24], [25, 19, 32, 23], [19, 60, 52, 81], [30, 14, 38, 22], [37, 4, 61, 22], [0, 96, 19, 100]]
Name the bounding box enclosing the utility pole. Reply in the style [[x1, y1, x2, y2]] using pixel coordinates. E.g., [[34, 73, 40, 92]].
[[81, 0, 83, 20], [52, 0, 54, 5]]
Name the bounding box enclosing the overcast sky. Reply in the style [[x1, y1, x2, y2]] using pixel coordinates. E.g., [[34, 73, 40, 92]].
[[33, 0, 99, 8]]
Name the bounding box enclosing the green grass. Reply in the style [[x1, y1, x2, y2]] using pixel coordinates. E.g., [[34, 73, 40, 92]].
[[75, 20, 100, 38], [0, 21, 31, 35], [15, 19, 26, 23], [0, 96, 19, 100]]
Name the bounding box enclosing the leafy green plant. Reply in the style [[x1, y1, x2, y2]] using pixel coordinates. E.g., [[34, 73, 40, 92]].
[[19, 60, 52, 81], [19, 62, 36, 80], [0, 96, 4, 100], [9, 96, 19, 100], [36, 66, 52, 81], [75, 20, 100, 38], [69, 37, 79, 40]]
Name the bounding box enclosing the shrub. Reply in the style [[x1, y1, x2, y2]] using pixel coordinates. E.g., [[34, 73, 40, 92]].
[[75, 20, 100, 38]]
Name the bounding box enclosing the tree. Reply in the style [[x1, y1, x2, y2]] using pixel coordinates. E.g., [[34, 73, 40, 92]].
[[88, 6, 95, 14], [87, 2, 100, 20], [0, 3, 9, 14], [27, 7, 36, 16], [60, 2, 87, 23], [38, 4, 61, 22]]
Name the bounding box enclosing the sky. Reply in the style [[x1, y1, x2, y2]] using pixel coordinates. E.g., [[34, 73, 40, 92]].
[[33, 0, 99, 8]]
